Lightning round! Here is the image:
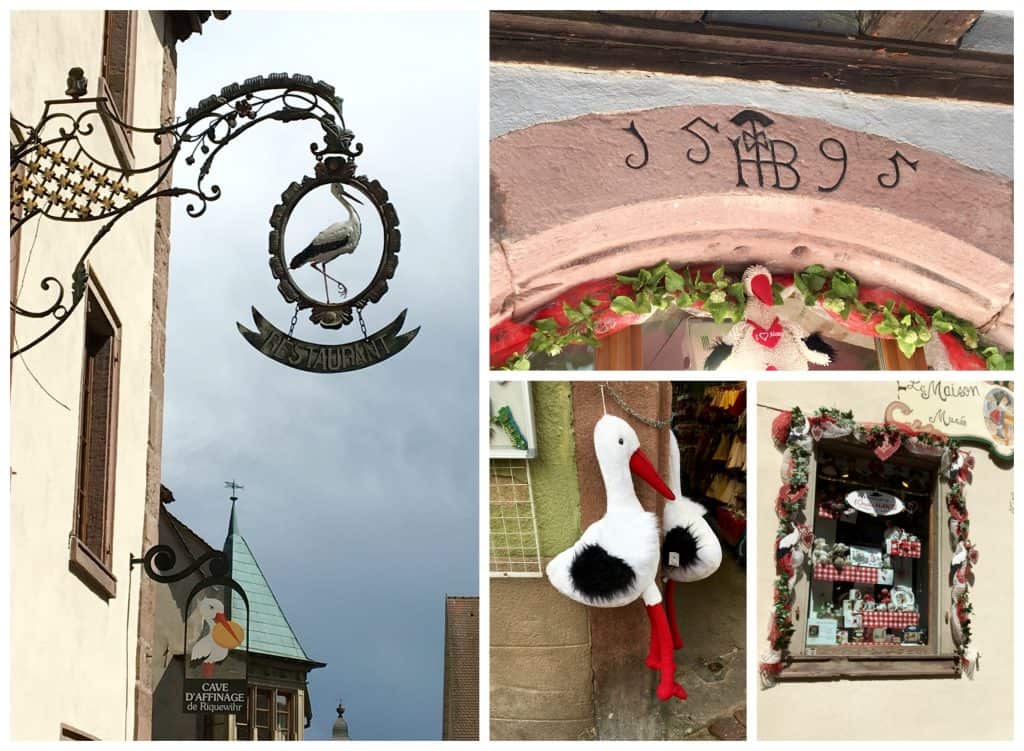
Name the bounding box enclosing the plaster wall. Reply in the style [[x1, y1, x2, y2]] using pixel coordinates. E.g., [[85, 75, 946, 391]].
[[9, 11, 170, 740], [490, 382, 595, 740], [756, 381, 1013, 740]]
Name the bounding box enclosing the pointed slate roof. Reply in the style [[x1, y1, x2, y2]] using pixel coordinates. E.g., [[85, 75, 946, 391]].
[[223, 502, 323, 665]]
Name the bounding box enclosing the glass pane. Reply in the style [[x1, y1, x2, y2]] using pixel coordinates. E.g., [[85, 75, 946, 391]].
[[805, 444, 934, 650]]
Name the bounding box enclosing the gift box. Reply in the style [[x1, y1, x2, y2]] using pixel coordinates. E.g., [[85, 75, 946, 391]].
[[814, 563, 878, 584], [860, 611, 919, 629], [886, 539, 922, 558]]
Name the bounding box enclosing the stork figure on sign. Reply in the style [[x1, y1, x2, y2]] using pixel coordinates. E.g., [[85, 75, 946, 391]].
[[289, 183, 363, 302]]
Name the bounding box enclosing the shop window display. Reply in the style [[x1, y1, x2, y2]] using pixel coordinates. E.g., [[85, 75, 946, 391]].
[[805, 444, 935, 652]]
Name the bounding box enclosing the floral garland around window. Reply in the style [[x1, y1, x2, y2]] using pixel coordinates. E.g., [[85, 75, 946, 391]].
[[759, 406, 980, 687], [493, 262, 1012, 371]]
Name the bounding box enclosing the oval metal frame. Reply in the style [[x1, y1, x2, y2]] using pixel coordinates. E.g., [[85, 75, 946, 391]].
[[268, 159, 401, 329]]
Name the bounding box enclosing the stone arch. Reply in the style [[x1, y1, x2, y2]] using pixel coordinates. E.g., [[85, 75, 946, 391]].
[[490, 105, 1012, 348]]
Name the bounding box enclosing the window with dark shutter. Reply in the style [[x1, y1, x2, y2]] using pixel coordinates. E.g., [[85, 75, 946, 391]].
[[70, 284, 120, 599], [99, 10, 137, 166]]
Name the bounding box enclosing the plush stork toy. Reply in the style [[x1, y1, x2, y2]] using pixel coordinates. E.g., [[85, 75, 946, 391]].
[[705, 265, 834, 371], [661, 430, 723, 650], [546, 415, 686, 701]]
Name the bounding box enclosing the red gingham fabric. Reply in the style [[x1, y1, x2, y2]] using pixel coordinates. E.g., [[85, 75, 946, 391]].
[[861, 611, 919, 628], [887, 540, 922, 558], [813, 563, 878, 584]]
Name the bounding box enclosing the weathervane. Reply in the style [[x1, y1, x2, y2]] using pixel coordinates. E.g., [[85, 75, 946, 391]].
[[10, 69, 418, 371]]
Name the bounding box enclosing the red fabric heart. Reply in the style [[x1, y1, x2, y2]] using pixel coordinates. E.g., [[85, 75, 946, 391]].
[[749, 317, 782, 348], [873, 434, 901, 461]]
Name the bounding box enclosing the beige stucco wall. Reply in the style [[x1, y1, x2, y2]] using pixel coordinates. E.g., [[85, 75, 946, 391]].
[[756, 381, 1013, 740], [9, 11, 170, 740]]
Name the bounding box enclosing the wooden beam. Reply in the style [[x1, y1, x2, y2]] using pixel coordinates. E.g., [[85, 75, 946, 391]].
[[779, 655, 957, 680], [491, 11, 1012, 105], [595, 10, 705, 26], [859, 11, 983, 47]]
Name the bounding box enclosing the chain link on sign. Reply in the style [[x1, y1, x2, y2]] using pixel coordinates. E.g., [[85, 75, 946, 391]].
[[357, 307, 368, 341], [288, 303, 300, 337]]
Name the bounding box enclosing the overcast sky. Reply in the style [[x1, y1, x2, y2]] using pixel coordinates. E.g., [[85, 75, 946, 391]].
[[161, 11, 479, 740]]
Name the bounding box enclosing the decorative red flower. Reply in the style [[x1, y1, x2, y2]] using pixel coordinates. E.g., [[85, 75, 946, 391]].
[[771, 411, 793, 448]]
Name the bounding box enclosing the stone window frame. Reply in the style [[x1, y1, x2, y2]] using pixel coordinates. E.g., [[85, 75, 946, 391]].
[[69, 273, 121, 600], [98, 10, 138, 169]]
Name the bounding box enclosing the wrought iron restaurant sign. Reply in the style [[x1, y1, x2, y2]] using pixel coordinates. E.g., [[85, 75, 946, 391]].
[[10, 70, 418, 372]]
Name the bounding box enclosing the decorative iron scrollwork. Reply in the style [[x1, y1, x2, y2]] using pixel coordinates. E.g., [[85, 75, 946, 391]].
[[10, 71, 366, 358], [131, 544, 229, 584]]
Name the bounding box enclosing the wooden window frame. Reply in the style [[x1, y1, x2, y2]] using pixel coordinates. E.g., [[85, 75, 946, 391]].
[[69, 275, 121, 600], [99, 10, 137, 168], [778, 438, 957, 681], [236, 685, 298, 741]]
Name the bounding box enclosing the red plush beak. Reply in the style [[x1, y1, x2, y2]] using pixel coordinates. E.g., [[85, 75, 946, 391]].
[[629, 448, 675, 500], [750, 273, 774, 306]]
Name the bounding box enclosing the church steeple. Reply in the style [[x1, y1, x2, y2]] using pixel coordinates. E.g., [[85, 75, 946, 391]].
[[219, 481, 321, 665], [332, 702, 351, 740]]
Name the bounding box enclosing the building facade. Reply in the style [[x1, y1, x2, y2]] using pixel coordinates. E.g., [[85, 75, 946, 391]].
[[442, 595, 480, 740], [9, 10, 224, 740], [151, 495, 325, 741], [489, 11, 1012, 371], [756, 380, 1013, 740]]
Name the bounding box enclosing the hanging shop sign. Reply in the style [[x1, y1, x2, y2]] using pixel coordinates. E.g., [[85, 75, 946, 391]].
[[845, 490, 904, 517], [892, 382, 1013, 460], [130, 544, 250, 714], [183, 584, 249, 714], [10, 71, 418, 371], [237, 156, 419, 371]]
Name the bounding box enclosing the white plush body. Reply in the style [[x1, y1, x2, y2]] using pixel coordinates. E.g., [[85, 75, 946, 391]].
[[546, 414, 672, 608], [717, 266, 831, 371], [662, 431, 722, 582], [547, 508, 660, 607]]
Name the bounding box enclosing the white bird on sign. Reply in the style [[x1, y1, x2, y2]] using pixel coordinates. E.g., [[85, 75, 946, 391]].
[[289, 183, 363, 300]]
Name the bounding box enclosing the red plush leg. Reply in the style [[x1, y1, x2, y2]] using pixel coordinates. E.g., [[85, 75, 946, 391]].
[[645, 604, 687, 701], [664, 579, 684, 650], [645, 604, 661, 670]]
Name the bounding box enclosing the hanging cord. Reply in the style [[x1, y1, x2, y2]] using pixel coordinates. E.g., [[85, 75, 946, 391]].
[[12, 217, 70, 410], [603, 383, 673, 429]]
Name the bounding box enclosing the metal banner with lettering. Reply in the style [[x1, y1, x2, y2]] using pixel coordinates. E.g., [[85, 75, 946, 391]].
[[183, 582, 249, 714], [891, 382, 1014, 461], [238, 307, 418, 373]]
